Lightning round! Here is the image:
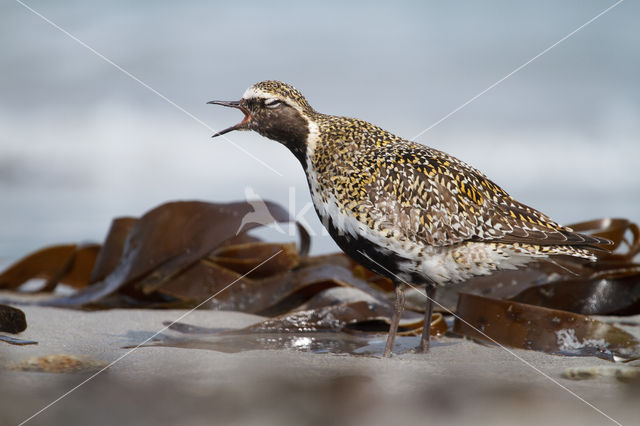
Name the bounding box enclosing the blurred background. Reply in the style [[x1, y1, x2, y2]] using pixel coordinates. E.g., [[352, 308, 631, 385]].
[[1, 0, 638, 264]]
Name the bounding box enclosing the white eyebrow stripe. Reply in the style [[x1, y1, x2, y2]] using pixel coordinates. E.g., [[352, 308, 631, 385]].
[[242, 85, 270, 100]]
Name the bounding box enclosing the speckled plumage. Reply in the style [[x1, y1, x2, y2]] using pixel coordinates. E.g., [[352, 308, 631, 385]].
[[210, 80, 610, 355], [239, 80, 607, 286]]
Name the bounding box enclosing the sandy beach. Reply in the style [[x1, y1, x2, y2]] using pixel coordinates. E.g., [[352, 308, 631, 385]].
[[2, 302, 638, 426]]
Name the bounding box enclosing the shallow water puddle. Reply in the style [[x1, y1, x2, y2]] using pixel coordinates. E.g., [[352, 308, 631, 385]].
[[0, 335, 37, 345], [128, 322, 454, 356]]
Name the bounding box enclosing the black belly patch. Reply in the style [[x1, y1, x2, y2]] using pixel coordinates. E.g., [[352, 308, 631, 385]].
[[322, 213, 427, 285]]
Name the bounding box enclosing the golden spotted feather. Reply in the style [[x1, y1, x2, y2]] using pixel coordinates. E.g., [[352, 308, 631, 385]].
[[310, 115, 608, 252]]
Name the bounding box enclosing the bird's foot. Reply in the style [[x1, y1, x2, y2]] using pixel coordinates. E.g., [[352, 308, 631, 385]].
[[416, 337, 431, 354]]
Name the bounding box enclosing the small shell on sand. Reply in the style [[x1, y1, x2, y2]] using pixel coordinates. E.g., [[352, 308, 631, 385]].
[[10, 354, 107, 374]]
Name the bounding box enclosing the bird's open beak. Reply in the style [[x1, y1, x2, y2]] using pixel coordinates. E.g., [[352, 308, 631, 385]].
[[207, 100, 251, 137]]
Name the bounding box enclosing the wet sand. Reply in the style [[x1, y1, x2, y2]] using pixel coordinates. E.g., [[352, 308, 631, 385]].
[[2, 303, 639, 426]]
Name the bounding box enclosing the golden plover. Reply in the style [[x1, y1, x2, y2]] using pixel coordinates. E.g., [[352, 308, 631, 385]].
[[208, 80, 610, 357]]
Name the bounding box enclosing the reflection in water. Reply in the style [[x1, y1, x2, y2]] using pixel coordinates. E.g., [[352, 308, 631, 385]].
[[128, 326, 454, 356]]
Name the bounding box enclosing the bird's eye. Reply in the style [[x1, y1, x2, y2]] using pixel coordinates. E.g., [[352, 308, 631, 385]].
[[264, 98, 282, 109]]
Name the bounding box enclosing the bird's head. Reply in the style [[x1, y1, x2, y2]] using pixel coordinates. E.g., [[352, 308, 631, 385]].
[[208, 81, 315, 154]]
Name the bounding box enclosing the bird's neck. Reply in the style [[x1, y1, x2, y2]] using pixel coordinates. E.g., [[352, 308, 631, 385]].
[[286, 112, 397, 173], [260, 110, 327, 168]]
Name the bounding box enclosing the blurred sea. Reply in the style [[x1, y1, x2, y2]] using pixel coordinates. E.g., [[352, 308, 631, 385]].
[[1, 0, 638, 263]]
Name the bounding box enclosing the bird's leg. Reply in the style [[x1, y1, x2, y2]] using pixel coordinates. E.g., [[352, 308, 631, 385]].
[[418, 284, 437, 354], [383, 283, 405, 357]]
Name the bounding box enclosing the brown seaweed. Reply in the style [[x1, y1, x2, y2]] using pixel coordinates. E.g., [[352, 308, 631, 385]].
[[0, 304, 35, 345], [0, 304, 27, 333], [0, 244, 100, 291], [0, 201, 309, 307], [454, 293, 639, 360], [510, 273, 640, 315]]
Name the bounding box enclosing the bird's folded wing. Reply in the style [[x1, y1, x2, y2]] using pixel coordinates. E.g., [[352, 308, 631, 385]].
[[366, 144, 610, 249]]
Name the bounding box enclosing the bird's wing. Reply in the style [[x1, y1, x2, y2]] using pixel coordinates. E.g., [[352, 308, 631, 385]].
[[365, 142, 608, 248]]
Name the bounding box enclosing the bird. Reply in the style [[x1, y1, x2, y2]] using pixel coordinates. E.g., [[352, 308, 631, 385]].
[[208, 80, 610, 357]]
